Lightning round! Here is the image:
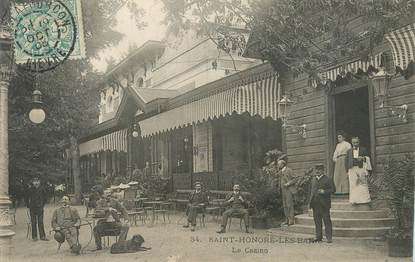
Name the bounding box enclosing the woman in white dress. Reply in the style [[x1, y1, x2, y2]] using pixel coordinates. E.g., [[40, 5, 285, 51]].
[[332, 131, 352, 193]]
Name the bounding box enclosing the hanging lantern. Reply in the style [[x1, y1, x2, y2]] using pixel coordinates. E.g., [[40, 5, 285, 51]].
[[371, 68, 389, 108], [277, 95, 293, 123], [132, 124, 139, 138], [29, 90, 46, 124]]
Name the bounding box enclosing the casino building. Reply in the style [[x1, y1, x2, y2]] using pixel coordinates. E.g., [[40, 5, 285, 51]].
[[72, 19, 415, 195]]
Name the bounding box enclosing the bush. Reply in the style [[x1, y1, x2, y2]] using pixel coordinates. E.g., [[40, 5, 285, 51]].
[[371, 153, 414, 239]]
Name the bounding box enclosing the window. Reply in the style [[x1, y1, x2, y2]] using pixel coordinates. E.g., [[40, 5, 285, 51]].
[[106, 95, 113, 113], [137, 77, 144, 88], [171, 128, 192, 173], [193, 122, 213, 173]]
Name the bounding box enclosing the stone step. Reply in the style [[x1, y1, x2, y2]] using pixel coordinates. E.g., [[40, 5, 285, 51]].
[[307, 209, 391, 219], [295, 214, 395, 228], [331, 202, 372, 211], [281, 224, 391, 238]]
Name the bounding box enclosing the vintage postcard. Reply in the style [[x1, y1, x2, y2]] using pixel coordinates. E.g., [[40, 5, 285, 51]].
[[0, 0, 413, 261]]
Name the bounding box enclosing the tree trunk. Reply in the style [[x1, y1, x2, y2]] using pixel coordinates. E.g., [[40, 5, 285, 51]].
[[69, 135, 81, 204]]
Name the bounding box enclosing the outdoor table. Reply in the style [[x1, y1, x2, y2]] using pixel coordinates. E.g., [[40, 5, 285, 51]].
[[143, 201, 165, 225]]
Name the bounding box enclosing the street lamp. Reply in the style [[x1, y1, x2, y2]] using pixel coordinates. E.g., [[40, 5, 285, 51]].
[[277, 95, 307, 139], [29, 90, 46, 124]]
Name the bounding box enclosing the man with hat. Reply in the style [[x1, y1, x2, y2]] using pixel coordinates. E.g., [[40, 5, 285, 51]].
[[309, 164, 335, 243], [278, 159, 297, 226], [183, 182, 209, 231], [217, 184, 250, 234], [26, 175, 48, 241], [51, 196, 81, 254], [92, 189, 130, 251]]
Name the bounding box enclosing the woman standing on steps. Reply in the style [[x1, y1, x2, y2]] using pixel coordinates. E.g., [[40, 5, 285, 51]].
[[332, 130, 352, 193]]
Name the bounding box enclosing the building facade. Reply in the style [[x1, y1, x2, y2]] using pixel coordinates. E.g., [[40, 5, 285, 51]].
[[74, 20, 415, 194]]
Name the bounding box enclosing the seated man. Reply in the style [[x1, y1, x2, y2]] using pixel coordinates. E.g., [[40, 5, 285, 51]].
[[183, 182, 208, 231], [93, 189, 130, 251], [51, 196, 81, 254], [217, 184, 250, 234]]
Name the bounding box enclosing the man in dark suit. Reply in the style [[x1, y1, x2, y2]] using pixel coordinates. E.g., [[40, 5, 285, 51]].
[[217, 184, 250, 234], [309, 164, 335, 243], [347, 136, 370, 170], [92, 189, 130, 251], [278, 160, 297, 225], [183, 181, 209, 231], [26, 176, 49, 241]]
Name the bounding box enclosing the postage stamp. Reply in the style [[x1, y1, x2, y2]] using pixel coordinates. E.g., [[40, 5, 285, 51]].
[[11, 0, 85, 72]]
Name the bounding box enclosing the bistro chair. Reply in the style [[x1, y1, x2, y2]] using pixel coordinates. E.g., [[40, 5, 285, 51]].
[[227, 213, 248, 231], [102, 228, 120, 248]]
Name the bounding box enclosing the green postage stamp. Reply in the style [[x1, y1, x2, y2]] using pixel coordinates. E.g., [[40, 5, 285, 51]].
[[11, 0, 86, 72]]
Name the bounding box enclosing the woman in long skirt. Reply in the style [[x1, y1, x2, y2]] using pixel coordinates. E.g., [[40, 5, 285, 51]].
[[333, 131, 352, 193]]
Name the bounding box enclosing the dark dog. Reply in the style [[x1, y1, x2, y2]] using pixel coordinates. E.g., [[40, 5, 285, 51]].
[[110, 234, 151, 254]]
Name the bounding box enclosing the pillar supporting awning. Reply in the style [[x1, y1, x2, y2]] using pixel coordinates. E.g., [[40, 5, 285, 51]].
[[139, 73, 281, 137]]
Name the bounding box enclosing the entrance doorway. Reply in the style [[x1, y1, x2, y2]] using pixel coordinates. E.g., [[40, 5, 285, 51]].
[[334, 86, 371, 154]]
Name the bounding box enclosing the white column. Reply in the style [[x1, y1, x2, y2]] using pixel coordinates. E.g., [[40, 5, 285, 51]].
[[0, 30, 15, 262]]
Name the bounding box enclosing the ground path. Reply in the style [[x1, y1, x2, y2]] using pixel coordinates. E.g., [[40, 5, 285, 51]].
[[6, 204, 411, 262]]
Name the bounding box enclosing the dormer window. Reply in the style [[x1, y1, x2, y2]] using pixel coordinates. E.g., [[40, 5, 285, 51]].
[[106, 95, 113, 113], [137, 77, 144, 88]]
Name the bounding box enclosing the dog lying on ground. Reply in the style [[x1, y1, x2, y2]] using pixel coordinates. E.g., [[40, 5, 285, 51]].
[[110, 234, 151, 254]]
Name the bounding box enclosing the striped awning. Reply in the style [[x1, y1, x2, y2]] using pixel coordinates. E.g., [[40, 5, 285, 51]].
[[139, 73, 280, 137], [318, 23, 415, 82], [321, 53, 383, 81], [385, 23, 415, 70], [79, 129, 128, 156]]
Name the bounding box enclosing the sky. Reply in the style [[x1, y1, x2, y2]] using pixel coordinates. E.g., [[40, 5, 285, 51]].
[[91, 0, 167, 72]]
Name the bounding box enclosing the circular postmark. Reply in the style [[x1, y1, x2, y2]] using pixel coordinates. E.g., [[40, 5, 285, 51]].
[[13, 0, 77, 72]]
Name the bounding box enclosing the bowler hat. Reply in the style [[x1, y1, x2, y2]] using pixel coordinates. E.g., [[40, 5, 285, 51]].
[[314, 163, 325, 170]]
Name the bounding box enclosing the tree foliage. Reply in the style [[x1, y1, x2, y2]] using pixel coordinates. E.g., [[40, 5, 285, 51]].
[[161, 0, 414, 75], [5, 0, 145, 192]]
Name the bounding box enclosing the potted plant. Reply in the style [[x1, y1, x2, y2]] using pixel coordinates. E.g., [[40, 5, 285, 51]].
[[236, 149, 285, 229], [372, 153, 414, 257]]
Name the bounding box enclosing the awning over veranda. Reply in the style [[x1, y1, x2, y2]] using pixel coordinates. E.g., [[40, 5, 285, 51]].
[[139, 73, 281, 137], [79, 129, 128, 156]]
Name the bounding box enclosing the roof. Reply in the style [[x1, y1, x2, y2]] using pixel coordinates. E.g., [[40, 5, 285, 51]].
[[104, 40, 165, 80], [133, 88, 181, 104]]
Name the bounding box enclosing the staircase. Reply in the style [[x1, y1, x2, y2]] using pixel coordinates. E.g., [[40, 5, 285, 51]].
[[281, 195, 394, 238]]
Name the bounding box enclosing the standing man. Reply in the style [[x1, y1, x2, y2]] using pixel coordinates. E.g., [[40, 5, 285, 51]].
[[51, 196, 81, 254], [309, 164, 335, 243], [92, 189, 130, 251], [183, 182, 209, 231], [217, 184, 250, 234], [278, 160, 297, 226], [26, 175, 48, 241]]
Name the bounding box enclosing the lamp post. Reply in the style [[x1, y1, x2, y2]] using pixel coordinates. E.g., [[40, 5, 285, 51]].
[[0, 26, 15, 260]]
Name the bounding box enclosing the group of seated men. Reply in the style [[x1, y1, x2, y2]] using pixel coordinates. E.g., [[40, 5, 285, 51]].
[[52, 182, 250, 254], [183, 182, 251, 234]]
